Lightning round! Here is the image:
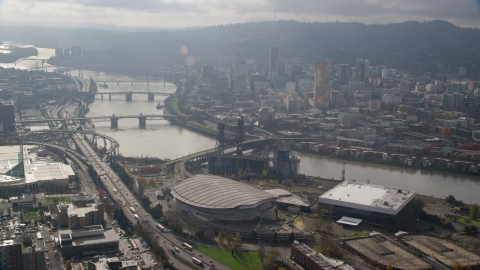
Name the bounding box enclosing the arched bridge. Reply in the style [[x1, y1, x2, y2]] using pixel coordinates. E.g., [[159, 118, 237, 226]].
[[16, 114, 188, 129], [95, 91, 173, 101]]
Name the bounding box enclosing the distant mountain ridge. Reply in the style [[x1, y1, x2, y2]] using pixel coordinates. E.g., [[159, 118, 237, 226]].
[[1, 20, 478, 78]]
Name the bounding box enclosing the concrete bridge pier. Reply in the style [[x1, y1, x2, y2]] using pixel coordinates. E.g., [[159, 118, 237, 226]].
[[131, 81, 133, 86], [117, 81, 119, 86], [101, 94, 103, 100], [126, 92, 133, 102], [139, 116, 147, 129], [109, 94, 111, 101], [103, 138, 107, 149], [111, 117, 119, 129], [148, 92, 154, 101]]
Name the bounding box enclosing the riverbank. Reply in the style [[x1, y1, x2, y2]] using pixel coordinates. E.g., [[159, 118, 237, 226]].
[[293, 146, 480, 179]]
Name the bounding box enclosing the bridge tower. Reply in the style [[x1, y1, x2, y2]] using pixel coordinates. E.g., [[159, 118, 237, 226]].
[[125, 92, 133, 102], [235, 118, 244, 155], [216, 123, 226, 150], [111, 115, 119, 129], [147, 92, 154, 101], [139, 114, 147, 129]]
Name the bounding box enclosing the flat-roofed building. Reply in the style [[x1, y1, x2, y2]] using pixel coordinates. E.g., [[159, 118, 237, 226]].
[[58, 225, 119, 258], [0, 145, 74, 196], [291, 242, 354, 270], [318, 181, 416, 226], [58, 203, 104, 229]]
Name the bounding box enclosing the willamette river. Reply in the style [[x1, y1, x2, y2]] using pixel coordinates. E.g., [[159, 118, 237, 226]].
[[3, 45, 480, 203]]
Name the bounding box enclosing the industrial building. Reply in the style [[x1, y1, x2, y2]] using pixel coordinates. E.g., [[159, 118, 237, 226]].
[[171, 174, 277, 221], [400, 235, 480, 268], [291, 242, 354, 270], [0, 145, 75, 196], [344, 235, 431, 270], [207, 154, 268, 175], [57, 225, 119, 258], [318, 181, 416, 226]]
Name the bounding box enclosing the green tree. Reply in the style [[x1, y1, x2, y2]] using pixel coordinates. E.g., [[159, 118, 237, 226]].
[[470, 204, 479, 221], [65, 260, 72, 270]]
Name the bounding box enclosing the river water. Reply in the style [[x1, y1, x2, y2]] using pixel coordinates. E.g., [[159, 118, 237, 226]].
[[2, 45, 480, 203]]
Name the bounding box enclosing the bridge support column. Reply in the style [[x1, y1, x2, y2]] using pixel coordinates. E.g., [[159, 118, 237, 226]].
[[101, 94, 103, 100], [148, 92, 154, 101], [111, 117, 119, 129], [126, 92, 132, 102], [103, 138, 107, 149], [131, 81, 133, 86], [139, 116, 147, 129], [109, 94, 111, 101]]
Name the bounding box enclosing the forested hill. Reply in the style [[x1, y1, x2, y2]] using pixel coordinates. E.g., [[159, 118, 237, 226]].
[[1, 20, 479, 78]]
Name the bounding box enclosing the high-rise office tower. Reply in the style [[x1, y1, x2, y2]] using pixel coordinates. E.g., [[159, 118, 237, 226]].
[[355, 58, 365, 81], [1, 100, 15, 133], [55, 48, 64, 59], [235, 52, 243, 65], [22, 246, 47, 270], [339, 64, 349, 85], [291, 66, 303, 81], [269, 47, 279, 79], [0, 240, 22, 270], [71, 46, 82, 59], [364, 59, 370, 79], [235, 63, 248, 94], [202, 64, 214, 78], [314, 62, 330, 109]]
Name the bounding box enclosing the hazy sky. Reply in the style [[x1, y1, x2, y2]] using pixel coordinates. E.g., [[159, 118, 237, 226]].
[[0, 0, 479, 29]]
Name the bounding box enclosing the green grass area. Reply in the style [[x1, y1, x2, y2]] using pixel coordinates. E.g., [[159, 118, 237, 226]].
[[187, 121, 212, 132], [457, 217, 480, 227], [178, 86, 186, 95], [173, 254, 202, 270], [193, 245, 263, 270], [339, 231, 369, 237], [25, 211, 41, 221], [44, 196, 71, 205], [169, 98, 181, 114]]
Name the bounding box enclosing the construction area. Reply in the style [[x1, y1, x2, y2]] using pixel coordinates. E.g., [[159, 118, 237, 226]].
[[400, 235, 480, 268], [344, 235, 431, 270]]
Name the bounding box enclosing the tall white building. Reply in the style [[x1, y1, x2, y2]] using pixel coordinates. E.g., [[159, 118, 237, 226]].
[[382, 69, 396, 78]]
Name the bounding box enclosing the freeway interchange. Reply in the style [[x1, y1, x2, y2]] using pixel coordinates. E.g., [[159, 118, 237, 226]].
[[51, 81, 228, 269]]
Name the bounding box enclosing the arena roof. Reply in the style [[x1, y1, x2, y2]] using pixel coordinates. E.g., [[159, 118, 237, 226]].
[[318, 181, 415, 215], [171, 175, 277, 209]]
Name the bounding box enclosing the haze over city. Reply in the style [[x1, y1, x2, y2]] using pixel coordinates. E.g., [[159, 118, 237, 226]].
[[1, 1, 480, 270], [0, 0, 479, 28]]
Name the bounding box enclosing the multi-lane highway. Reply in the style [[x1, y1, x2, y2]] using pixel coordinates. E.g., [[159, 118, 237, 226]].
[[56, 79, 228, 269]]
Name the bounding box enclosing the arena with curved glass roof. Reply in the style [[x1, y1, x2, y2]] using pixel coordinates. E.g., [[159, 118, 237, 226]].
[[171, 175, 278, 221]]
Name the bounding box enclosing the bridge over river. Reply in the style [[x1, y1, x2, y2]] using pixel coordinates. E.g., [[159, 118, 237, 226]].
[[16, 114, 187, 128], [95, 91, 173, 101]]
